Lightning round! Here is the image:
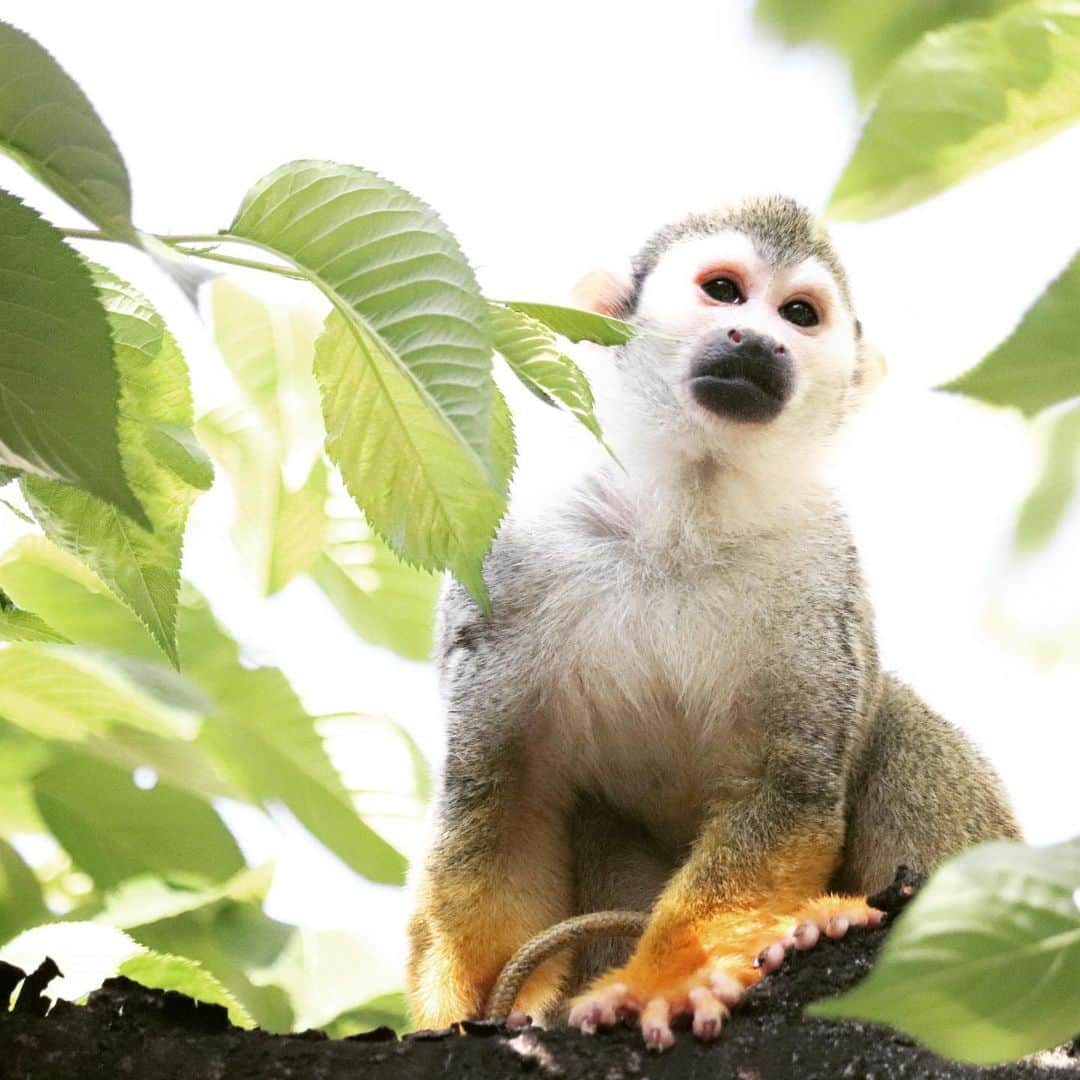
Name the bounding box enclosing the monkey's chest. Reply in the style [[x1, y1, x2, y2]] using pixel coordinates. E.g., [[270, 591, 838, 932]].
[[545, 582, 762, 846]]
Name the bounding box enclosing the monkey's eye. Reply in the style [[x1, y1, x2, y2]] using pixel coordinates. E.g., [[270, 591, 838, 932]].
[[700, 277, 744, 304], [779, 299, 819, 327]]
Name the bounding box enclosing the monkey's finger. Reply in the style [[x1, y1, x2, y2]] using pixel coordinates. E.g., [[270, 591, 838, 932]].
[[755, 940, 788, 973], [793, 921, 820, 950], [825, 913, 850, 939], [640, 997, 675, 1051], [506, 1010, 531, 1030], [688, 986, 728, 1041], [567, 983, 624, 1034]]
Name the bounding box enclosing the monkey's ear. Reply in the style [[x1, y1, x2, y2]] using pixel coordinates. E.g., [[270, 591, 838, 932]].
[[571, 267, 633, 318], [851, 339, 887, 405]]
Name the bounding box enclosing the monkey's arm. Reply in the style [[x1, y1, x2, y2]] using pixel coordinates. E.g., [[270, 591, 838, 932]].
[[568, 667, 879, 1049], [407, 588, 574, 1029]]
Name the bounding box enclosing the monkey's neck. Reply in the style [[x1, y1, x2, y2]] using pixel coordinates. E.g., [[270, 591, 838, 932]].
[[594, 446, 834, 556]]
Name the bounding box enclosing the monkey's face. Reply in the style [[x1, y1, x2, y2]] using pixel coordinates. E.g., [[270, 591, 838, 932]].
[[595, 226, 876, 475]]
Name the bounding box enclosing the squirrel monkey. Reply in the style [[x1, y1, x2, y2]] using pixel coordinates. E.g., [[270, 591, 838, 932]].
[[406, 197, 1020, 1050]]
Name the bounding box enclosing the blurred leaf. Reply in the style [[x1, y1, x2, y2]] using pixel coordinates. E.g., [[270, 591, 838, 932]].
[[230, 161, 505, 602], [0, 21, 133, 235], [311, 482, 440, 660], [101, 863, 272, 931], [0, 645, 195, 742], [23, 266, 212, 666], [1015, 403, 1080, 550], [179, 592, 408, 886], [499, 300, 636, 345], [488, 302, 610, 450], [198, 407, 328, 593], [829, 1, 1080, 221], [32, 751, 245, 890], [0, 608, 70, 643], [0, 539, 405, 884], [0, 537, 160, 662], [0, 496, 33, 524], [0, 921, 253, 1027], [809, 837, 1080, 1064], [0, 189, 145, 524], [208, 280, 324, 458], [941, 250, 1080, 415], [245, 926, 401, 1033], [754, 0, 1013, 102], [324, 991, 411, 1037], [0, 837, 46, 943], [0, 466, 17, 484]]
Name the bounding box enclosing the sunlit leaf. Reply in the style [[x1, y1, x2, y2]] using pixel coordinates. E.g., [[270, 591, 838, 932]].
[[1015, 403, 1080, 550], [0, 837, 46, 944], [22, 266, 211, 666], [829, 1, 1080, 221], [0, 189, 144, 524], [940, 250, 1080, 415], [311, 482, 440, 661], [809, 837, 1080, 1064], [0, 921, 253, 1027], [179, 590, 408, 886], [0, 21, 133, 235], [198, 407, 327, 594], [754, 0, 1013, 102], [499, 300, 636, 345], [0, 644, 195, 742], [229, 161, 506, 601], [488, 302, 610, 450], [314, 308, 505, 609], [323, 991, 411, 1037], [32, 751, 246, 890], [0, 607, 70, 643]]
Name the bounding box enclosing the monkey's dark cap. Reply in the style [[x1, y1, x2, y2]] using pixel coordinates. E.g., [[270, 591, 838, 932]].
[[626, 195, 853, 316]]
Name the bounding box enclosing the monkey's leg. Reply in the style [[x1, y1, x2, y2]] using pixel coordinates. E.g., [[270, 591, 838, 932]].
[[753, 675, 1021, 973], [407, 749, 573, 1029]]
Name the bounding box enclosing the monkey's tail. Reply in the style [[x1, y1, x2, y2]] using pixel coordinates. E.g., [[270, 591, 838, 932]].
[[484, 910, 647, 1021]]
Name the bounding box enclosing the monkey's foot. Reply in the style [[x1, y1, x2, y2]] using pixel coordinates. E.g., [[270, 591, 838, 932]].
[[567, 956, 758, 1051], [754, 894, 885, 974]]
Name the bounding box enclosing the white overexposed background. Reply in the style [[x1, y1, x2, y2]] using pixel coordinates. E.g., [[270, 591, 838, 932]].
[[2, 0, 1079, 981]]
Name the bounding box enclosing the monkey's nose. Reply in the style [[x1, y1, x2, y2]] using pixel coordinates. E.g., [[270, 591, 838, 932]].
[[728, 328, 742, 344]]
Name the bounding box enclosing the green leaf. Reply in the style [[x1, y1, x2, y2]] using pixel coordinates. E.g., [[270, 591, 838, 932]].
[[22, 266, 211, 666], [1015, 403, 1080, 551], [314, 307, 505, 609], [488, 302, 610, 449], [323, 991, 411, 1037], [0, 836, 46, 944], [310, 487, 440, 661], [198, 407, 327, 594], [829, 1, 1080, 221], [0, 607, 71, 643], [0, 644, 196, 741], [208, 279, 325, 453], [32, 751, 245, 890], [940, 250, 1080, 415], [0, 921, 253, 1027], [101, 863, 272, 931], [809, 837, 1080, 1064], [754, 0, 1013, 102], [0, 465, 17, 485], [0, 189, 145, 524], [0, 21, 133, 235], [179, 591, 408, 886], [498, 300, 636, 345], [0, 536, 164, 661], [227, 160, 507, 601], [229, 161, 497, 471]]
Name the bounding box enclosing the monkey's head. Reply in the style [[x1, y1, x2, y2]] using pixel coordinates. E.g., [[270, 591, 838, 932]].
[[576, 197, 883, 490]]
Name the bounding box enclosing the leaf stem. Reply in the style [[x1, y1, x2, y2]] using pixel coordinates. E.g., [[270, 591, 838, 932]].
[[61, 228, 308, 281]]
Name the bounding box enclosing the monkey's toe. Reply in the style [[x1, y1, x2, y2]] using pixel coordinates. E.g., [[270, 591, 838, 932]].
[[754, 895, 885, 972]]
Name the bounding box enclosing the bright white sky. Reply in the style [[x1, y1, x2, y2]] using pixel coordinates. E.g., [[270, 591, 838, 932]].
[[3, 1, 1080, 965]]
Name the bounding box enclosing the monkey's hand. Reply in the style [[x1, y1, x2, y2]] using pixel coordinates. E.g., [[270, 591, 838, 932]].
[[567, 893, 881, 1050]]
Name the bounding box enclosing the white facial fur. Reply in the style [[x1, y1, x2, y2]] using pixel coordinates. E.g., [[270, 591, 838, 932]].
[[592, 229, 863, 538]]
